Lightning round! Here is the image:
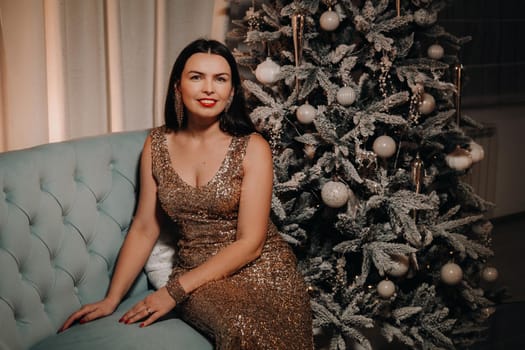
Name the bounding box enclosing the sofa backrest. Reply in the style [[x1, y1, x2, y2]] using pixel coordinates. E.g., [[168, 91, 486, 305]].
[[0, 130, 150, 350]]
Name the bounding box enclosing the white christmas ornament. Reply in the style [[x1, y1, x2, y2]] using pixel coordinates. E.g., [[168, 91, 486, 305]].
[[377, 280, 396, 298], [255, 57, 281, 85], [469, 141, 485, 163], [445, 146, 473, 171], [320, 10, 340, 31], [372, 135, 397, 159], [387, 255, 410, 277], [481, 266, 499, 282], [440, 262, 463, 285], [418, 93, 436, 115], [336, 86, 356, 106], [427, 44, 445, 60], [321, 181, 349, 208], [296, 103, 316, 124]]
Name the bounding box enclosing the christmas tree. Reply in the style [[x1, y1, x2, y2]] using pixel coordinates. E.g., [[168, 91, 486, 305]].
[[228, 0, 499, 348]]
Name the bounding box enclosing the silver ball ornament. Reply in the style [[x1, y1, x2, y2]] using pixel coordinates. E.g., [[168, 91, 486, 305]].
[[255, 57, 281, 85], [418, 93, 436, 115], [336, 86, 356, 106], [321, 181, 349, 208], [469, 141, 485, 163], [427, 44, 445, 60], [296, 103, 316, 124], [320, 10, 340, 31], [440, 262, 463, 285], [372, 135, 397, 159], [445, 147, 473, 171], [481, 266, 498, 282], [377, 280, 396, 298], [387, 255, 410, 277]]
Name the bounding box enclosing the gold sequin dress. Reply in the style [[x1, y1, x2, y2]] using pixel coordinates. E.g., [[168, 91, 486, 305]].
[[150, 126, 313, 350]]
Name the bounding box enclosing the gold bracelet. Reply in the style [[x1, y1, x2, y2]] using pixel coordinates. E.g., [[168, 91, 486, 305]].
[[166, 277, 189, 304]]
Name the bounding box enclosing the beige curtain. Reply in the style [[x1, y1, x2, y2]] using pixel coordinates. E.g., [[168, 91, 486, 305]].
[[0, 0, 230, 152]]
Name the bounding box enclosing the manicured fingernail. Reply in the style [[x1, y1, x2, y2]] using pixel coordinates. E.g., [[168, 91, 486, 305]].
[[139, 323, 144, 328], [118, 317, 124, 323], [79, 320, 86, 324]]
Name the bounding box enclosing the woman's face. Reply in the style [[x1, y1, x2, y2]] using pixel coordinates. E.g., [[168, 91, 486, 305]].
[[179, 52, 233, 122]]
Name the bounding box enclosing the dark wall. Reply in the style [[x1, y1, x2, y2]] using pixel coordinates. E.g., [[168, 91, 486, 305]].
[[441, 1, 525, 106]]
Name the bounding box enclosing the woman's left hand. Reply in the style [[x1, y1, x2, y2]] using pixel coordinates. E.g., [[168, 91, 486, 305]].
[[120, 287, 177, 327]]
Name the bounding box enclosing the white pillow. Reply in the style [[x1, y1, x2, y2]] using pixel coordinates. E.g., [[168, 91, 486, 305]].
[[145, 230, 176, 289]]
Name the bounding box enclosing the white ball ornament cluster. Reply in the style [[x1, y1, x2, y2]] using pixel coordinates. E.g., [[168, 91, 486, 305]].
[[377, 279, 396, 298], [440, 262, 463, 285], [427, 44, 445, 60], [336, 86, 356, 106], [296, 103, 316, 124], [372, 135, 397, 159], [320, 9, 340, 31], [321, 181, 349, 208], [255, 57, 281, 85]]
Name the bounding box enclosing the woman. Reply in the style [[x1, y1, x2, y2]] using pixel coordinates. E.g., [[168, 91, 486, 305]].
[[59, 38, 313, 349]]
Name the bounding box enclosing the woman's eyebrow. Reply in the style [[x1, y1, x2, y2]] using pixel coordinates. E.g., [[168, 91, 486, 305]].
[[187, 70, 231, 77]]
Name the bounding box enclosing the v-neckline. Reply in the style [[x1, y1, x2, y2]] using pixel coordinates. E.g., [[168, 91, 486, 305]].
[[162, 132, 235, 190]]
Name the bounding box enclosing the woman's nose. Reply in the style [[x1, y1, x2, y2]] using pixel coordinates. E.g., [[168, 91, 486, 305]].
[[202, 78, 214, 94]]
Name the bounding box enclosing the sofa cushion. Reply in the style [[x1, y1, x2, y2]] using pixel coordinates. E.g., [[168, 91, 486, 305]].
[[31, 290, 213, 350]]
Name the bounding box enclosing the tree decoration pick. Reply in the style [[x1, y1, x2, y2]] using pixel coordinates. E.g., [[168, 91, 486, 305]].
[[291, 13, 305, 91], [246, 2, 262, 31], [409, 83, 424, 124], [411, 153, 424, 194], [454, 63, 463, 125], [411, 154, 424, 219], [396, 0, 401, 17]]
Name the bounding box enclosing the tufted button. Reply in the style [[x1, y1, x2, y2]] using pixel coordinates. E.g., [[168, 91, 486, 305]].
[[73, 169, 81, 182]]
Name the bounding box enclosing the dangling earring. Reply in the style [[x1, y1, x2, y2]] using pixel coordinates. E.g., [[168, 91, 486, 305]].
[[175, 89, 184, 127]]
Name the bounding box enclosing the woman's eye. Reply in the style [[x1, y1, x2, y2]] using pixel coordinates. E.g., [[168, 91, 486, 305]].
[[190, 75, 201, 80]]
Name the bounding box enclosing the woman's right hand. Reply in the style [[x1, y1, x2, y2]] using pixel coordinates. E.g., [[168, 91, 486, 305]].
[[57, 297, 119, 333]]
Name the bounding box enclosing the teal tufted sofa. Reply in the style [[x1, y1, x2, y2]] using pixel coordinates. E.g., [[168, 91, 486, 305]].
[[0, 130, 213, 350]]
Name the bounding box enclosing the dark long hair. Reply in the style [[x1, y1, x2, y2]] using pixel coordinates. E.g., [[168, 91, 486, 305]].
[[164, 39, 255, 136]]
